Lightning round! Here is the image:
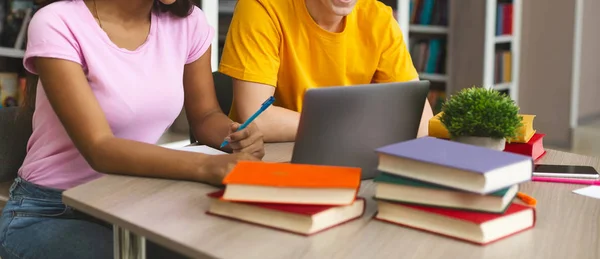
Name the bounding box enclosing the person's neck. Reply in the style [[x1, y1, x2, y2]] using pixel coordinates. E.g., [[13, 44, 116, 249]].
[[305, 0, 345, 32], [91, 0, 153, 25]]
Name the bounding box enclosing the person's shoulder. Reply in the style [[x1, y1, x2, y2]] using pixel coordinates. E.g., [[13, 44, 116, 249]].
[[186, 5, 207, 20], [155, 5, 212, 37], [28, 1, 85, 36], [158, 5, 211, 26], [32, 0, 83, 20], [354, 0, 395, 26]]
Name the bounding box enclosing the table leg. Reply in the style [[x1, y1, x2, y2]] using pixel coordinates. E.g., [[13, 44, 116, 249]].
[[113, 225, 146, 259]]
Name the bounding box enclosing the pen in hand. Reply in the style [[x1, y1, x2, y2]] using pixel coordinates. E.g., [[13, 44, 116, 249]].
[[220, 96, 275, 148]]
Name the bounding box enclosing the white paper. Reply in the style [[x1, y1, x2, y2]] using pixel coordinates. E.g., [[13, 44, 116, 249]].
[[572, 186, 600, 199], [174, 145, 227, 155]]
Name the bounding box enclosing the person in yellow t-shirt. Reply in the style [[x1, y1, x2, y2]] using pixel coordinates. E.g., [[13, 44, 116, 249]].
[[219, 0, 433, 142]]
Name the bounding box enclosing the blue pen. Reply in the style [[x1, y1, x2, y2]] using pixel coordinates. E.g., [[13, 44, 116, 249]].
[[220, 96, 275, 148]]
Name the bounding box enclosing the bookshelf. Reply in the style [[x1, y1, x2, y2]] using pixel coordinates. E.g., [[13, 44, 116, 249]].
[[394, 0, 521, 107], [484, 0, 522, 103], [394, 0, 450, 113], [409, 25, 448, 34]]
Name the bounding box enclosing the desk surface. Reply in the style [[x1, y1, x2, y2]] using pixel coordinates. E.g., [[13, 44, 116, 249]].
[[63, 143, 600, 259]]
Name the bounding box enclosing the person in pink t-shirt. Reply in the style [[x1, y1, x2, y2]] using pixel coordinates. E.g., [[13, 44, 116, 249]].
[[0, 0, 264, 258]]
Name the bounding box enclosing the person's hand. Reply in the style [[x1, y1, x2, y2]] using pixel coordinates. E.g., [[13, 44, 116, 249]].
[[224, 122, 265, 159], [202, 152, 259, 186]]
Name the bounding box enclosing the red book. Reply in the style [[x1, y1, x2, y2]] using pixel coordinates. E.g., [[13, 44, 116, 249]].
[[504, 133, 546, 161], [503, 3, 513, 35], [375, 200, 536, 245], [206, 190, 365, 236]]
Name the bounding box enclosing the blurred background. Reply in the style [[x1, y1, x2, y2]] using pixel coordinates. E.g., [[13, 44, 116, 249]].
[[1, 0, 599, 156]]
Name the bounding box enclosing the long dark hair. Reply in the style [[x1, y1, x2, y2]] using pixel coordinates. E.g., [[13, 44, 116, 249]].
[[22, 0, 196, 112]]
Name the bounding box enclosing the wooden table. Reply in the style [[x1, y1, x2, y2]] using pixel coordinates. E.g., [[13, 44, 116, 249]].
[[63, 143, 600, 259]]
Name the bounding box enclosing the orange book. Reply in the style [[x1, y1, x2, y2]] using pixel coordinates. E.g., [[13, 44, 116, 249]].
[[222, 161, 361, 205]]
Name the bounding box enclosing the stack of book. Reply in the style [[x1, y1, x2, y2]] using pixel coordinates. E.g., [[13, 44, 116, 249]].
[[206, 161, 365, 236], [504, 115, 546, 161], [373, 137, 537, 245], [428, 113, 546, 161]]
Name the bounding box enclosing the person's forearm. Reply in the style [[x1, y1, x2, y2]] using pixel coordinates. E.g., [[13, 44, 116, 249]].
[[417, 99, 434, 137], [192, 110, 234, 151], [255, 106, 300, 142], [87, 137, 214, 182]]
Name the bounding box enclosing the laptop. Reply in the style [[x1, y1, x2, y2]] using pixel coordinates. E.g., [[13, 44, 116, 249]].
[[291, 80, 430, 179]]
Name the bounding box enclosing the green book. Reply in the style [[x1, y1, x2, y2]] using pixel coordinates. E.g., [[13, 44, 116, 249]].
[[374, 173, 519, 213]]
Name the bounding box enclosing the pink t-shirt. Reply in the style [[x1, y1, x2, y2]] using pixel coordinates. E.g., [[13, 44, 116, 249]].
[[19, 0, 214, 190]]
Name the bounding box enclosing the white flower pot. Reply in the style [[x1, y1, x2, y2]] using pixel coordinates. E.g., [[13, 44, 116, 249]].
[[453, 136, 506, 151]]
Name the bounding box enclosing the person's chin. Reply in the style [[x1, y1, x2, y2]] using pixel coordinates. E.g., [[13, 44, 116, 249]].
[[330, 0, 356, 14], [159, 0, 177, 5]]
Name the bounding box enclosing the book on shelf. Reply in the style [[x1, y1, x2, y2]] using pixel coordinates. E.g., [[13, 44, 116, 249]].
[[374, 173, 519, 213], [222, 161, 361, 205], [495, 50, 512, 84], [409, 39, 447, 75], [410, 0, 448, 26], [375, 200, 536, 245], [375, 137, 532, 194], [207, 190, 366, 236], [496, 2, 514, 36]]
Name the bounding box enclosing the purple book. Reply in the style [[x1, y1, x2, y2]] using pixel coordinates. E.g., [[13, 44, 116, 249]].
[[375, 137, 533, 194]]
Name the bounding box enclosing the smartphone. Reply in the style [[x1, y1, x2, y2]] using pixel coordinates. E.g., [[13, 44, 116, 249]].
[[533, 164, 600, 179]]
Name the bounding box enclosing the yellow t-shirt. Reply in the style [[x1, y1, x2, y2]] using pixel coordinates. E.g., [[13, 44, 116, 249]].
[[219, 0, 418, 121]]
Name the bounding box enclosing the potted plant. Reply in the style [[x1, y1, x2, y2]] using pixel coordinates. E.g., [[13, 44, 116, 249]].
[[439, 87, 523, 150]]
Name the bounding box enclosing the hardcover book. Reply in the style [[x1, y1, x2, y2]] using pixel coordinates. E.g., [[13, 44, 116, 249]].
[[428, 112, 450, 139], [508, 114, 536, 143], [375, 137, 532, 194], [207, 190, 365, 236], [504, 133, 546, 161], [375, 200, 536, 245], [374, 173, 518, 213], [222, 161, 361, 205]]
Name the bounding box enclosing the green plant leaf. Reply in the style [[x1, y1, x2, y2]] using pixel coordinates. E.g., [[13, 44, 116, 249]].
[[440, 87, 523, 139]]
